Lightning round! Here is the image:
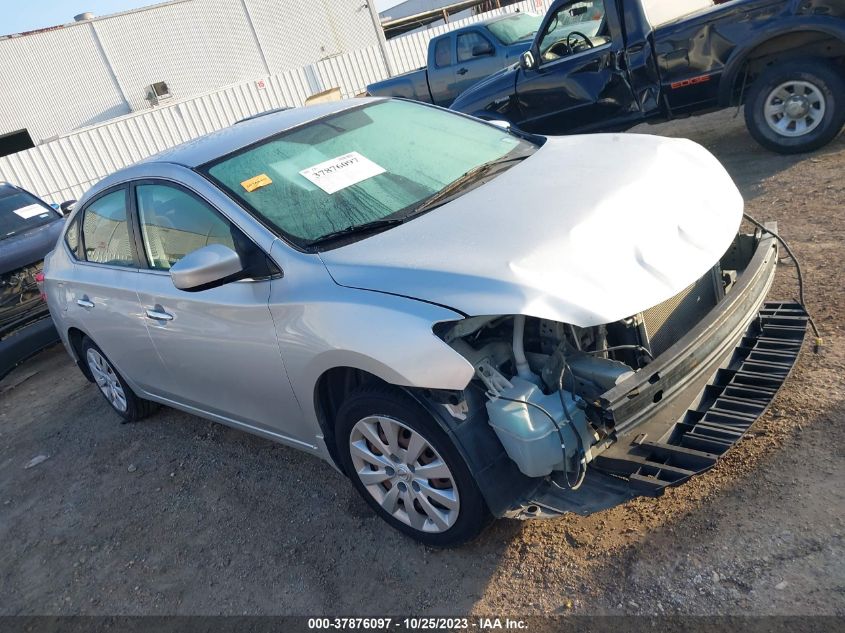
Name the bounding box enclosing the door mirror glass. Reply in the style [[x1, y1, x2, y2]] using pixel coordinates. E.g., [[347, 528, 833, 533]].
[[59, 199, 76, 216], [472, 42, 494, 57], [170, 244, 244, 292], [520, 51, 536, 70]]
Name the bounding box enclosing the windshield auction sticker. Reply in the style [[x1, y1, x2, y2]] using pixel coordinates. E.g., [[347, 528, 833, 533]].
[[13, 204, 50, 220], [299, 152, 385, 194]]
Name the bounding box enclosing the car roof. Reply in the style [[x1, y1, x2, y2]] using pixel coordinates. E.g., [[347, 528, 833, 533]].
[[141, 97, 382, 169]]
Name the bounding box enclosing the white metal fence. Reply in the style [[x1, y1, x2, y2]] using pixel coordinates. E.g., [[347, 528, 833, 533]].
[[0, 0, 551, 204]]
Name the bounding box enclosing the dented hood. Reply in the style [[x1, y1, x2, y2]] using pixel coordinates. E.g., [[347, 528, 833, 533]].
[[319, 134, 743, 327]]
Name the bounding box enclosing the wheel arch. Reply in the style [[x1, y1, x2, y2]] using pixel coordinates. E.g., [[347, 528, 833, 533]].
[[719, 25, 845, 107], [66, 326, 94, 382], [311, 363, 469, 472]]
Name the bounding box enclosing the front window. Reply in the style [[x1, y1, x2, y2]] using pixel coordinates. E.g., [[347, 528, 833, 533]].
[[0, 186, 59, 241], [538, 0, 608, 63], [203, 100, 536, 249], [135, 184, 237, 270], [457, 31, 494, 62], [486, 13, 543, 46]]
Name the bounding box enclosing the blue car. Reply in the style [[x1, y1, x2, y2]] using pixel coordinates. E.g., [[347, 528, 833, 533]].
[[0, 182, 72, 378]]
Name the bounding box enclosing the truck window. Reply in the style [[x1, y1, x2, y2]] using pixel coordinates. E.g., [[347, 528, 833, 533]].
[[538, 0, 608, 64], [457, 32, 495, 63], [434, 38, 452, 68]]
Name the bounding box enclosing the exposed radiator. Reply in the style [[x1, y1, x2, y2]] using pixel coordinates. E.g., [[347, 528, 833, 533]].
[[641, 268, 720, 357]]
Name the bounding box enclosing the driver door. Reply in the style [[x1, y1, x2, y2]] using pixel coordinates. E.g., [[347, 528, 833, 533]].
[[514, 0, 638, 135]]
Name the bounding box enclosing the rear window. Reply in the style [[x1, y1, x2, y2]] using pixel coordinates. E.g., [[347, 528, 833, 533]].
[[434, 38, 451, 67], [81, 190, 135, 267], [0, 186, 59, 241]]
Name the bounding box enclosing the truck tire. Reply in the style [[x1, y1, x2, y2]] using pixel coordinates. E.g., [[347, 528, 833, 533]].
[[335, 383, 490, 547], [744, 58, 845, 154]]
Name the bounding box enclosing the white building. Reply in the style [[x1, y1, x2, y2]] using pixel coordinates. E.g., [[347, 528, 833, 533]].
[[0, 0, 384, 155]]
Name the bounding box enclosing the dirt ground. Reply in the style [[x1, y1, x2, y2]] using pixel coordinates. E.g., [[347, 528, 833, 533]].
[[0, 110, 843, 617]]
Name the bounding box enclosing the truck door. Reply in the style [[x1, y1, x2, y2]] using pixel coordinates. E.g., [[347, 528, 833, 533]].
[[452, 29, 502, 97], [515, 0, 640, 135], [428, 35, 457, 107]]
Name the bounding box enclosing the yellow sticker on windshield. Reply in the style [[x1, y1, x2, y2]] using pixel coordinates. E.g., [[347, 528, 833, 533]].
[[241, 174, 272, 192]]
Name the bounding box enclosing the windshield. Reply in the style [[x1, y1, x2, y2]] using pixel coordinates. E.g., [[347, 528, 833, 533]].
[[487, 13, 543, 45], [0, 186, 59, 241], [204, 100, 536, 249]]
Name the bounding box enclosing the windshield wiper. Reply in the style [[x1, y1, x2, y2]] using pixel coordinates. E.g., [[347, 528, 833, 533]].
[[413, 155, 528, 214], [307, 217, 405, 248]]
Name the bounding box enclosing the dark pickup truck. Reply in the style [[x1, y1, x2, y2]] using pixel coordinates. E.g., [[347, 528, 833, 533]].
[[1, 182, 70, 378], [450, 0, 845, 153], [366, 12, 545, 106]]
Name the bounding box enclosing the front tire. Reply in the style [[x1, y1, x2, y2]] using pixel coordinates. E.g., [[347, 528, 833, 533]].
[[744, 58, 845, 154], [81, 337, 157, 423], [335, 384, 488, 547]]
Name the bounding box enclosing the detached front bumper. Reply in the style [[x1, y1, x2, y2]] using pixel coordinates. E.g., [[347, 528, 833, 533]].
[[507, 228, 808, 518]]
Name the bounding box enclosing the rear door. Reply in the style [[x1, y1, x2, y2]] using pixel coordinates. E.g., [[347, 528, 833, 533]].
[[129, 180, 308, 443], [514, 0, 639, 134], [428, 35, 457, 106], [65, 187, 154, 384]]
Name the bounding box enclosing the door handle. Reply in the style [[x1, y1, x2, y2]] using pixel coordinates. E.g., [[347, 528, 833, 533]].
[[145, 308, 173, 321], [76, 298, 94, 308], [457, 67, 468, 75]]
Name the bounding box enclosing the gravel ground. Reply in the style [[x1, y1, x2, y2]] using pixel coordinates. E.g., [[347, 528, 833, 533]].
[[0, 110, 843, 616]]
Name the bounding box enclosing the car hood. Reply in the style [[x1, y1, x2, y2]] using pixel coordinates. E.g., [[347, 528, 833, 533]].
[[0, 219, 64, 277], [319, 133, 743, 327]]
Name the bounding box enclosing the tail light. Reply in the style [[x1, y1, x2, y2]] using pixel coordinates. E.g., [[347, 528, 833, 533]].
[[35, 272, 46, 301]]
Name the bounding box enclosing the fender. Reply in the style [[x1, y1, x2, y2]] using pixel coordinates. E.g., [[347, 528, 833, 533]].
[[718, 16, 845, 106]]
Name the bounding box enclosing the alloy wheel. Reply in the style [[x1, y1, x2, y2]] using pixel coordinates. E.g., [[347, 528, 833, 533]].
[[86, 348, 128, 413], [349, 415, 460, 533]]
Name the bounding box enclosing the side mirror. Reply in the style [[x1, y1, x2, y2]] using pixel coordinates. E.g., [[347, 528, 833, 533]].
[[59, 200, 76, 216], [519, 50, 536, 70], [170, 244, 244, 292], [488, 120, 511, 131], [472, 42, 494, 57]]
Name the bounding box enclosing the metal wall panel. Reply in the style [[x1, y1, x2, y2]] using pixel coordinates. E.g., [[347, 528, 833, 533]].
[[92, 0, 267, 112], [0, 23, 130, 143], [0, 66, 315, 204], [245, 0, 382, 75]]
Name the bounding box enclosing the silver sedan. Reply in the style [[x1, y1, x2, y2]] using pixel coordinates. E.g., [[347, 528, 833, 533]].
[[44, 98, 801, 545]]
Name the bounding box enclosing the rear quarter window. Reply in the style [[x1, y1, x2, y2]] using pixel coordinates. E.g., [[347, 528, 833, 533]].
[[65, 217, 80, 258], [434, 38, 452, 67], [81, 190, 135, 267]]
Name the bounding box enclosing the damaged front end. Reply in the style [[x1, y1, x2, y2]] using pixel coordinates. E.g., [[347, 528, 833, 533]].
[[433, 225, 807, 518]]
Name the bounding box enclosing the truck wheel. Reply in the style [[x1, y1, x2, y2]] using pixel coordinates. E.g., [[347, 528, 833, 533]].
[[744, 59, 845, 154], [335, 383, 489, 547], [81, 337, 158, 423]]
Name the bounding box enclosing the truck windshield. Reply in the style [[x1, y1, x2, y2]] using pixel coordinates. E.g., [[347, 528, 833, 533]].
[[0, 187, 59, 241], [203, 100, 536, 249], [487, 13, 543, 45]]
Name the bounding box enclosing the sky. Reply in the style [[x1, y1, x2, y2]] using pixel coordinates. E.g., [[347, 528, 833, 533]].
[[3, 0, 406, 37]]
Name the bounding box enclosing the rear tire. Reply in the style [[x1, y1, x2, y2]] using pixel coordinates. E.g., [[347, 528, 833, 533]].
[[335, 383, 489, 547], [81, 337, 157, 423], [744, 58, 845, 154]]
